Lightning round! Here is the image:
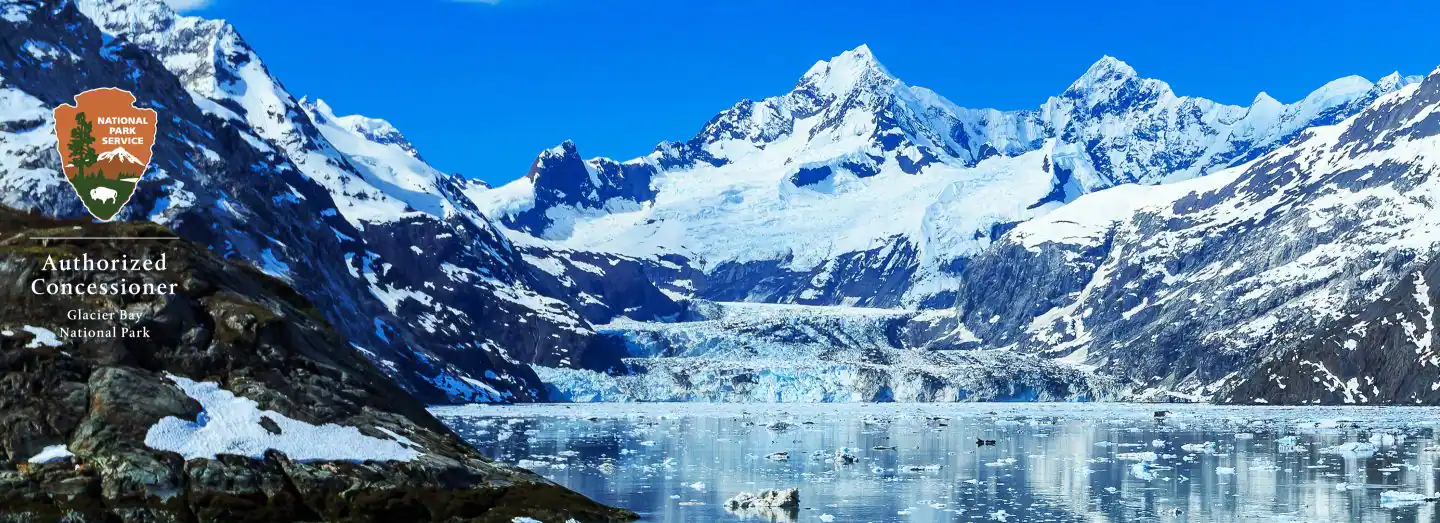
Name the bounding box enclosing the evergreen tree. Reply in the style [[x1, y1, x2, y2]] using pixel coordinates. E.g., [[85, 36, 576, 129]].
[[67, 112, 98, 179]]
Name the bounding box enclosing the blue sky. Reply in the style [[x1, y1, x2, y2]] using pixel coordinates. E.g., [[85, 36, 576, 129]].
[[185, 0, 1440, 185]]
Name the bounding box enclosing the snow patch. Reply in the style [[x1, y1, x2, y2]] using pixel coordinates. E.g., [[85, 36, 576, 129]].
[[144, 374, 420, 462]]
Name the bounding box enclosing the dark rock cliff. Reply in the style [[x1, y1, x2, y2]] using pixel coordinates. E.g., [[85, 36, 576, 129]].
[[1225, 257, 1440, 405]]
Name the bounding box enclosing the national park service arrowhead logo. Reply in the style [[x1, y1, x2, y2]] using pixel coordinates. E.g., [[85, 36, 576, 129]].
[[53, 88, 158, 221]]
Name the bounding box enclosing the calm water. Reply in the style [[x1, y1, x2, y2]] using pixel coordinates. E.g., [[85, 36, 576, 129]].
[[431, 403, 1440, 522]]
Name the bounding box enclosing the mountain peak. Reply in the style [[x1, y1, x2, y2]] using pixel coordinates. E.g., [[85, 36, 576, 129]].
[[298, 96, 334, 122], [798, 44, 896, 97], [1058, 55, 1175, 108], [1299, 75, 1376, 106], [1251, 91, 1281, 107], [299, 97, 424, 160], [1374, 71, 1422, 92], [76, 0, 243, 98], [528, 140, 582, 177], [76, 0, 231, 41], [1378, 71, 1403, 84], [1070, 55, 1139, 89], [77, 0, 179, 25], [845, 43, 876, 61], [545, 140, 580, 157]]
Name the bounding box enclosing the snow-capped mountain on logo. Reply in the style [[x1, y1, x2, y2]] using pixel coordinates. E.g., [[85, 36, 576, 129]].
[[95, 145, 144, 166]]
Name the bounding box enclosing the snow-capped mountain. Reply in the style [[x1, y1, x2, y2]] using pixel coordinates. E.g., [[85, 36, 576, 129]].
[[469, 45, 1440, 404], [0, 0, 670, 402], [473, 45, 1418, 310], [95, 145, 143, 165], [6, 0, 1438, 405]]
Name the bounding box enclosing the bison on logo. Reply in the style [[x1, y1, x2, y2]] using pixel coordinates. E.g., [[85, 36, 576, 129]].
[[53, 88, 158, 221]]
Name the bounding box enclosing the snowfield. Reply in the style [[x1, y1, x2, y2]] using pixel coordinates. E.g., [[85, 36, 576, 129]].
[[144, 374, 421, 462]]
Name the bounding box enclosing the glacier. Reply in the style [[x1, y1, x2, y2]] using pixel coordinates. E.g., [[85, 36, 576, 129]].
[[537, 301, 1115, 402]]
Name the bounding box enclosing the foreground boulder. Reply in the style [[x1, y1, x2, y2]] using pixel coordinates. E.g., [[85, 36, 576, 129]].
[[0, 209, 635, 522]]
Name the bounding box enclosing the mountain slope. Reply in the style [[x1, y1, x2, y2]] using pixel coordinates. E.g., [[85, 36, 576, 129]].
[[0, 0, 659, 402], [0, 209, 634, 522], [1224, 260, 1440, 405], [472, 45, 1416, 310], [956, 66, 1440, 402]]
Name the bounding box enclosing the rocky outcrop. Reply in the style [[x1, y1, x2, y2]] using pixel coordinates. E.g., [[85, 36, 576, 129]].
[[505, 141, 659, 236], [0, 209, 635, 522], [1224, 259, 1440, 405], [724, 488, 799, 522]]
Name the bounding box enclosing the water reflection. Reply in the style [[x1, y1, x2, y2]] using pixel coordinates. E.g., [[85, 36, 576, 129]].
[[431, 404, 1440, 522]]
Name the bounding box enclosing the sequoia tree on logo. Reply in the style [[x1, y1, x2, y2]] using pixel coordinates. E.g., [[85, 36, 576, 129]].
[[53, 88, 158, 221]]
